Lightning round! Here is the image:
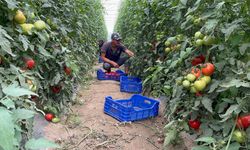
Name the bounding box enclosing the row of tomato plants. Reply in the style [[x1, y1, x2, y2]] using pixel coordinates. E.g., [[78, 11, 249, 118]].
[[115, 0, 250, 149], [0, 0, 107, 149]]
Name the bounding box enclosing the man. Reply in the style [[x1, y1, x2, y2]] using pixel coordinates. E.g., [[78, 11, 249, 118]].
[[101, 32, 134, 74]]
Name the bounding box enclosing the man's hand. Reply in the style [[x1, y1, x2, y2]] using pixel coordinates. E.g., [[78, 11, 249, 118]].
[[111, 61, 119, 68], [125, 49, 134, 57]]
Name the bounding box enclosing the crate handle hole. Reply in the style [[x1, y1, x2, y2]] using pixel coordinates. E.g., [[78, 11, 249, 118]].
[[144, 100, 151, 104]]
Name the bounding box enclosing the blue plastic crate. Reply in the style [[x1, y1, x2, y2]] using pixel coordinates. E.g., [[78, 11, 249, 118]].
[[97, 69, 125, 81], [120, 76, 142, 93], [98, 56, 103, 63], [104, 94, 159, 122]]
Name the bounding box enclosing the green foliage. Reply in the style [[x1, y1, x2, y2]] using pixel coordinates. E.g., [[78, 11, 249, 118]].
[[116, 0, 250, 149], [0, 0, 106, 149]]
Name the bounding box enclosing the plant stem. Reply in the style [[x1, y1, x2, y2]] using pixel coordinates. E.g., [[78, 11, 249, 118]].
[[225, 118, 237, 150]]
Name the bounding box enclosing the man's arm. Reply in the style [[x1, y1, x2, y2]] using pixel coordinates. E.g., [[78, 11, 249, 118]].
[[101, 52, 119, 68], [124, 49, 134, 57]]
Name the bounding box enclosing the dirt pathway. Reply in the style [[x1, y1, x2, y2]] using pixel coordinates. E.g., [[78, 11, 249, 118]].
[[42, 67, 165, 150]]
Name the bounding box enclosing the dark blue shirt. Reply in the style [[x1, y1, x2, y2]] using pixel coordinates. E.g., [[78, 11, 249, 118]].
[[101, 42, 126, 61]]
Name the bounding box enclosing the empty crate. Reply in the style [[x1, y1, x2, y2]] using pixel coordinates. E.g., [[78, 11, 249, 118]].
[[104, 94, 159, 122], [120, 76, 142, 93]]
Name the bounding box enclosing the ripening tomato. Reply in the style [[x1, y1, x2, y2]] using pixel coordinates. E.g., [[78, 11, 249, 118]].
[[191, 68, 201, 78], [202, 63, 215, 76]]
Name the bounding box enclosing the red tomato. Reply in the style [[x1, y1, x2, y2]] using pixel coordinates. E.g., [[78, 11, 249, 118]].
[[51, 86, 61, 93], [26, 59, 35, 69], [45, 113, 54, 121], [195, 92, 202, 97], [189, 119, 201, 130], [191, 68, 201, 78], [237, 116, 250, 129], [64, 66, 71, 75], [198, 54, 205, 62], [191, 58, 202, 66], [202, 63, 215, 76]]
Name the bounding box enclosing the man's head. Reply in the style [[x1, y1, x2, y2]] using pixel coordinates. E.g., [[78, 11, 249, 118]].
[[111, 32, 122, 46]]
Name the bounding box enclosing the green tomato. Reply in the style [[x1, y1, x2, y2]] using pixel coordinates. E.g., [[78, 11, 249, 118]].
[[164, 41, 171, 46], [20, 23, 34, 34], [194, 80, 206, 91], [165, 47, 171, 53], [175, 44, 181, 50], [186, 74, 196, 82], [193, 18, 201, 25], [182, 80, 191, 88], [28, 84, 37, 92], [34, 20, 46, 30], [190, 86, 197, 93], [233, 130, 247, 144], [201, 76, 211, 84], [203, 36, 215, 45], [30, 12, 35, 19], [195, 39, 204, 46], [52, 117, 60, 123], [176, 34, 183, 41], [186, 15, 195, 22], [194, 31, 204, 39]]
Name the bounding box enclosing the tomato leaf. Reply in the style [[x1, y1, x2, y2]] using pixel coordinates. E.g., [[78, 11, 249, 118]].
[[203, 19, 219, 33], [208, 80, 220, 93], [3, 0, 19, 9], [223, 120, 233, 137], [219, 104, 239, 122], [201, 97, 213, 113], [38, 45, 54, 58], [226, 142, 241, 150], [247, 73, 250, 81], [195, 136, 216, 144], [191, 146, 211, 150], [180, 0, 187, 6], [0, 26, 15, 57], [25, 138, 60, 149], [163, 129, 177, 147], [2, 83, 38, 97], [0, 107, 15, 150], [221, 19, 243, 41], [220, 79, 250, 88], [18, 35, 29, 51], [0, 98, 15, 109], [239, 43, 250, 55], [12, 109, 35, 121]]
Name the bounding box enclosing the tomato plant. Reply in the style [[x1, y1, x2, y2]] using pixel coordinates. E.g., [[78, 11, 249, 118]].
[[116, 0, 250, 149], [0, 0, 107, 149]]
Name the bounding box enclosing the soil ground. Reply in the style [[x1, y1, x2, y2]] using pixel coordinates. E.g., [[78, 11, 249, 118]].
[[32, 65, 195, 150]]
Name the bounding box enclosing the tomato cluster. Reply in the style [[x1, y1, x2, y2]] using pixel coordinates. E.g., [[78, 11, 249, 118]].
[[179, 63, 215, 96]]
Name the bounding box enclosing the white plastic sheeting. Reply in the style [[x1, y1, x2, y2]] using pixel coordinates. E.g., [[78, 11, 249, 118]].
[[101, 0, 122, 40]]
